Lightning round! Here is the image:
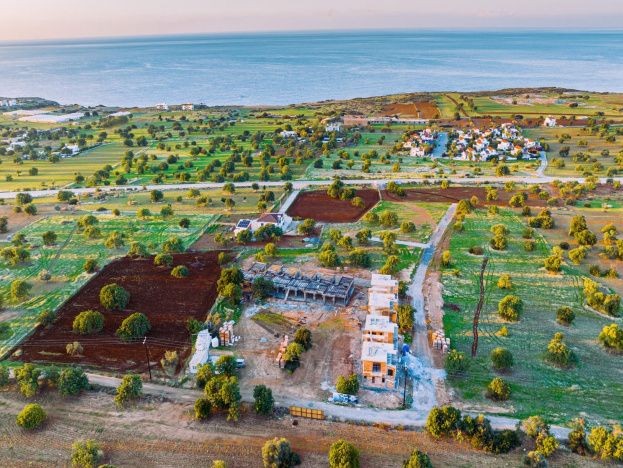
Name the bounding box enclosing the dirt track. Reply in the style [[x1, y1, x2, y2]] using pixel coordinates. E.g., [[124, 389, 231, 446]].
[[18, 252, 222, 373], [286, 189, 380, 223], [0, 390, 600, 468]]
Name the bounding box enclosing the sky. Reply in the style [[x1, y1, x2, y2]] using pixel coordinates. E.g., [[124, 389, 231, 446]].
[[2, 0, 623, 41]]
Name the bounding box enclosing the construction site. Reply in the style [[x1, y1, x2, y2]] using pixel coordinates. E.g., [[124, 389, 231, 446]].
[[243, 262, 356, 305]]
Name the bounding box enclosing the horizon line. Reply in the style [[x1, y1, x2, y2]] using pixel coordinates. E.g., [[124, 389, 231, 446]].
[[1, 26, 622, 46]]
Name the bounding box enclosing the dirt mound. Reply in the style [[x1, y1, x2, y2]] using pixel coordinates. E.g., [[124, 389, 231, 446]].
[[18, 252, 223, 373], [382, 186, 548, 207], [287, 189, 380, 223]]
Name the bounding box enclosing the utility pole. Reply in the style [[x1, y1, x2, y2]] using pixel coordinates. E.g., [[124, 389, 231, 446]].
[[143, 337, 152, 380]]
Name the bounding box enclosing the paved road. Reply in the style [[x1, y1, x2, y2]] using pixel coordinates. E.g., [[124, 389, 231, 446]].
[[278, 190, 300, 214], [1, 174, 621, 200], [369, 237, 429, 249]]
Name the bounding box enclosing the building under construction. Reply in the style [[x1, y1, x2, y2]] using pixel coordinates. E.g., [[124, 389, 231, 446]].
[[243, 262, 356, 305]]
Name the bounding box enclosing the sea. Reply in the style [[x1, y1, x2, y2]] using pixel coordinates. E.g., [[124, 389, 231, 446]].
[[0, 29, 622, 107]]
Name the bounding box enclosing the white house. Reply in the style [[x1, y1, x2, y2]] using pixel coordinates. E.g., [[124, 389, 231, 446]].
[[543, 116, 557, 127], [0, 99, 17, 107], [189, 329, 212, 374], [155, 103, 169, 111], [181, 103, 194, 111], [60, 144, 80, 157], [497, 139, 512, 152], [280, 130, 298, 139], [410, 146, 426, 157], [250, 213, 292, 233], [325, 122, 342, 133]]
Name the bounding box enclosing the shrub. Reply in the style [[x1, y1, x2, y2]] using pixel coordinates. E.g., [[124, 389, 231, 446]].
[[336, 374, 359, 395], [171, 265, 189, 278], [71, 439, 102, 468], [535, 431, 559, 458], [72, 310, 104, 335], [556, 306, 575, 325], [524, 240, 535, 252], [58, 367, 89, 396], [10, 279, 32, 301], [444, 349, 469, 375], [425, 405, 461, 439], [16, 403, 46, 430], [15, 363, 41, 397], [400, 221, 416, 233], [293, 327, 312, 351], [66, 341, 83, 356], [545, 332, 574, 367], [523, 416, 550, 439], [567, 419, 590, 456], [0, 366, 8, 387], [38, 309, 57, 326], [524, 450, 547, 467], [83, 258, 98, 273], [99, 283, 130, 310], [154, 253, 173, 267], [441, 250, 451, 267], [498, 295, 522, 321], [497, 274, 512, 289], [598, 323, 623, 351], [253, 384, 275, 415], [543, 252, 563, 272], [262, 437, 299, 468], [486, 377, 511, 401], [490, 347, 513, 372], [194, 397, 212, 420], [116, 312, 151, 341], [587, 425, 623, 461], [328, 439, 359, 468], [128, 241, 148, 257], [468, 245, 484, 255], [402, 449, 432, 468], [114, 373, 142, 407]]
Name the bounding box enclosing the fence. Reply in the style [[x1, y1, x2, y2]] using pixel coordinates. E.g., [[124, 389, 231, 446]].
[[289, 406, 325, 420]]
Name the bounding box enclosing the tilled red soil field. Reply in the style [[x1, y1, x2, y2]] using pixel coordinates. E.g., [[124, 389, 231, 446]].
[[286, 189, 380, 222], [18, 252, 222, 374], [382, 186, 548, 207]]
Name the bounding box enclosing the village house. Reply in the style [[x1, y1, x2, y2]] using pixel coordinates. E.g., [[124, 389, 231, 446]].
[[155, 103, 169, 111], [403, 128, 437, 157], [361, 341, 399, 388], [181, 103, 194, 111], [280, 130, 298, 139], [234, 213, 293, 235], [543, 116, 557, 127], [0, 99, 17, 107], [325, 121, 342, 133]]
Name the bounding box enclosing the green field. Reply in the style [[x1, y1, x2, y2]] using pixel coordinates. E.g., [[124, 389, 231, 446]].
[[524, 126, 623, 178], [0, 213, 217, 358], [442, 209, 623, 424]]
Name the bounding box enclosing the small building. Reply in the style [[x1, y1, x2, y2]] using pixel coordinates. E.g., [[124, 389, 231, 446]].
[[280, 130, 298, 139], [155, 103, 169, 111], [181, 103, 194, 111], [361, 341, 398, 388], [189, 329, 212, 374], [325, 121, 342, 133], [250, 213, 292, 233], [233, 218, 252, 235], [543, 116, 557, 127]]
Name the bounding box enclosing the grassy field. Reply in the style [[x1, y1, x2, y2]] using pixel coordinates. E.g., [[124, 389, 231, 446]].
[[0, 213, 217, 358], [442, 208, 623, 424], [524, 126, 623, 178]]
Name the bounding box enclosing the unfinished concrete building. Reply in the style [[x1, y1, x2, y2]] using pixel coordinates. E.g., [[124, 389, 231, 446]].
[[243, 262, 356, 305], [361, 273, 401, 389]]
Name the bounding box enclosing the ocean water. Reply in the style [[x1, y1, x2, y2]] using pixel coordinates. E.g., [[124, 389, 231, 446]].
[[0, 30, 622, 107]]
